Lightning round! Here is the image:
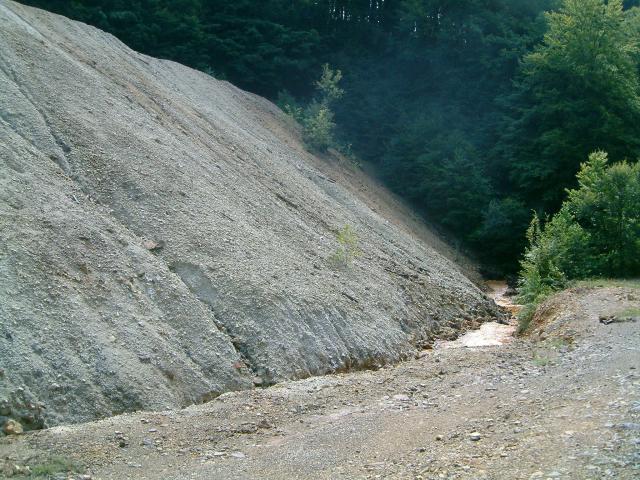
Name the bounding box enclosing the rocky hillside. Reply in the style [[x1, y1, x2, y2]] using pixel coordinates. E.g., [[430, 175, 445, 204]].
[[0, 0, 495, 429]]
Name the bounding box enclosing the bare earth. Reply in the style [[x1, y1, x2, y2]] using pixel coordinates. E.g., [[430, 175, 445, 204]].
[[1, 284, 638, 479]]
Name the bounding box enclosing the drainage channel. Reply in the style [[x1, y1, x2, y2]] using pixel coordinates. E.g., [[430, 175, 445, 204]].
[[435, 281, 520, 349]]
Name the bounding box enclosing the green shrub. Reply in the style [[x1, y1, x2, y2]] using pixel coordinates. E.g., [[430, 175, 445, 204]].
[[566, 152, 640, 276], [315, 63, 344, 103], [329, 225, 361, 268], [277, 90, 304, 122], [517, 151, 640, 332], [302, 101, 336, 150], [279, 64, 344, 152]]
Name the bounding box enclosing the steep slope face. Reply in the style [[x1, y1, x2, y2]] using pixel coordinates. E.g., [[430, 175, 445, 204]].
[[0, 0, 496, 428]]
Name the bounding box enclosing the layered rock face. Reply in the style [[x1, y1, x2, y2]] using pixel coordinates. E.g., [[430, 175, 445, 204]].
[[0, 0, 496, 428]]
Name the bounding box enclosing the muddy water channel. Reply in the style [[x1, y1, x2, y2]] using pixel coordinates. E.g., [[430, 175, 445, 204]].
[[436, 281, 520, 349]]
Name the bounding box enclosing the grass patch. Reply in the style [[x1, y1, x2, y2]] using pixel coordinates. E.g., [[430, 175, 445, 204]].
[[516, 302, 539, 335], [531, 337, 573, 367], [29, 455, 83, 478], [547, 336, 572, 349], [532, 354, 551, 367], [614, 306, 640, 317]]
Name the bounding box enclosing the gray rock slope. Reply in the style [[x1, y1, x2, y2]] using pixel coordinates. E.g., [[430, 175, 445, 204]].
[[0, 0, 496, 427]]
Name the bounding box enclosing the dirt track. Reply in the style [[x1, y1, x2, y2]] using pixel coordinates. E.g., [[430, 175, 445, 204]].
[[1, 285, 639, 479]]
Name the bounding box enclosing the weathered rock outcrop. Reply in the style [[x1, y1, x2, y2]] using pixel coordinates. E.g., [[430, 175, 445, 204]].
[[0, 0, 496, 428]]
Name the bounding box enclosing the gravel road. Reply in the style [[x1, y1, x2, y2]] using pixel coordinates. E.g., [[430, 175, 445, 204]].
[[1, 285, 638, 479]]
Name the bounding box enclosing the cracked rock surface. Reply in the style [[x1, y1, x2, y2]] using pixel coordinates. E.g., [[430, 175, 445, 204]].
[[0, 0, 495, 428]]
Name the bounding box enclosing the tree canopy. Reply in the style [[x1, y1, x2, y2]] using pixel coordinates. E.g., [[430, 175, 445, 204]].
[[497, 0, 640, 212]]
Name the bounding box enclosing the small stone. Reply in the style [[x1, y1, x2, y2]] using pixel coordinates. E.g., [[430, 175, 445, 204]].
[[393, 394, 411, 402], [230, 451, 246, 459], [3, 419, 23, 435], [143, 239, 164, 251], [469, 432, 482, 441], [257, 418, 272, 429], [138, 354, 152, 363], [236, 423, 257, 434], [435, 434, 444, 441]]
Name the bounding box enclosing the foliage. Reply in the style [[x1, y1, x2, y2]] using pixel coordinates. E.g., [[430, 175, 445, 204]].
[[517, 151, 640, 332], [571, 278, 640, 289], [329, 225, 361, 268], [566, 152, 640, 275], [277, 90, 304, 122], [301, 102, 336, 151], [497, 0, 640, 213], [280, 64, 345, 151], [29, 455, 83, 477], [315, 64, 344, 104], [337, 143, 362, 169], [381, 125, 492, 239], [473, 198, 532, 275]]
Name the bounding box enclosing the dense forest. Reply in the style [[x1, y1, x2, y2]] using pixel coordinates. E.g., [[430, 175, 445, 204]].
[[25, 0, 640, 274]]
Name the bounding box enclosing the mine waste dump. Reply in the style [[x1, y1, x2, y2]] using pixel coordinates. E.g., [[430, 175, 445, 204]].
[[1, 2, 638, 479]]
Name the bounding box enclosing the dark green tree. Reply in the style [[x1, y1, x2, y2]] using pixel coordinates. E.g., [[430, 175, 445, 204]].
[[497, 0, 640, 212]]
